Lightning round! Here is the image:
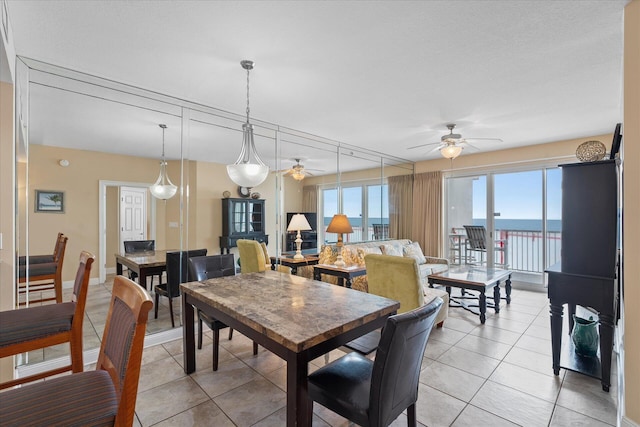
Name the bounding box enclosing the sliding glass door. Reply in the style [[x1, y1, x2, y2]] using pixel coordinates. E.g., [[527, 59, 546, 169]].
[[445, 166, 562, 287]]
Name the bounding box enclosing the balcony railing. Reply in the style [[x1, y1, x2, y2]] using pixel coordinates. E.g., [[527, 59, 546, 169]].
[[324, 226, 562, 274]]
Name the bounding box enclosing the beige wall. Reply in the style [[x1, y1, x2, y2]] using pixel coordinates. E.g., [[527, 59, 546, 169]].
[[0, 80, 15, 383], [623, 1, 639, 423], [27, 144, 173, 281]]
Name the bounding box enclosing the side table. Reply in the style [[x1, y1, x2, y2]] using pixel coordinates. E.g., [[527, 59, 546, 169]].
[[270, 256, 319, 275], [313, 264, 367, 289]]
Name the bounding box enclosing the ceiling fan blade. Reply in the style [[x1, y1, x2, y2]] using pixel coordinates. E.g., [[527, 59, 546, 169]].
[[465, 137, 503, 142], [406, 141, 440, 150]]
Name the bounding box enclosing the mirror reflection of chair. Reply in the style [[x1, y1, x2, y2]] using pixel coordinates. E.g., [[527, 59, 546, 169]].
[[154, 249, 207, 327], [308, 298, 443, 427], [1, 251, 95, 390], [18, 232, 64, 266], [0, 275, 153, 426], [17, 233, 68, 304], [463, 225, 508, 267], [188, 254, 258, 371], [123, 239, 161, 288]]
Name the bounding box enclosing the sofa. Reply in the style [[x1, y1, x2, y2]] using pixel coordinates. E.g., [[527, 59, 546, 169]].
[[314, 239, 449, 293]]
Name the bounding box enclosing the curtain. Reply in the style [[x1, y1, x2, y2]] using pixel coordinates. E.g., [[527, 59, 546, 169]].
[[388, 174, 414, 239], [302, 185, 317, 212], [412, 171, 442, 257]]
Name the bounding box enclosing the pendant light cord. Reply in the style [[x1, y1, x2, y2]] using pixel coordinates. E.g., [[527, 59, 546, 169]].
[[246, 67, 251, 123]]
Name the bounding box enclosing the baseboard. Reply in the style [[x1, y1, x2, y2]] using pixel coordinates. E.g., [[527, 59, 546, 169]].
[[622, 416, 640, 427], [15, 326, 184, 379]]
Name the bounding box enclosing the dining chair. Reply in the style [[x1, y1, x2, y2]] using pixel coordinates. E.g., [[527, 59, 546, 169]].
[[154, 249, 207, 327], [1, 250, 95, 390], [17, 234, 68, 304], [308, 298, 443, 427], [17, 232, 64, 266], [123, 239, 161, 287], [188, 254, 258, 371], [0, 275, 153, 427]]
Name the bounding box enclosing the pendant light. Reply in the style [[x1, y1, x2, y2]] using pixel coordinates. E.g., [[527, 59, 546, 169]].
[[149, 124, 177, 200], [226, 60, 269, 188]]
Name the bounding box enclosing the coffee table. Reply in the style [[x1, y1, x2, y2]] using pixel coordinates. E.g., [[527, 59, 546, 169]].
[[428, 266, 512, 324]]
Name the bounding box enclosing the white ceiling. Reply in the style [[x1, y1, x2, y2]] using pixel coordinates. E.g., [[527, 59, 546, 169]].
[[4, 0, 627, 170]]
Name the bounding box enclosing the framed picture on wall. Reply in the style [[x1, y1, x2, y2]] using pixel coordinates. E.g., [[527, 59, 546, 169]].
[[35, 190, 65, 213]]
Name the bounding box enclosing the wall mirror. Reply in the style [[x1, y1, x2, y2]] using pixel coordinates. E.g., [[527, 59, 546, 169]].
[[14, 57, 413, 368]]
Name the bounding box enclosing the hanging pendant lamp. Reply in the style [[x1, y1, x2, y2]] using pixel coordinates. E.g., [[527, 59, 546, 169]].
[[226, 60, 269, 188], [149, 124, 177, 200]]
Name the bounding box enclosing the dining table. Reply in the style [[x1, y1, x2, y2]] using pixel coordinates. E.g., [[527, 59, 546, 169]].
[[114, 249, 170, 290], [180, 270, 400, 427]]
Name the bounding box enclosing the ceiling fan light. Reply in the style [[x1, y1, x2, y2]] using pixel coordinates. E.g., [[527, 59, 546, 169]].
[[440, 144, 463, 159], [291, 170, 305, 181]]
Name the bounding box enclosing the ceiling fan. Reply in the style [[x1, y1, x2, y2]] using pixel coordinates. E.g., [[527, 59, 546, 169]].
[[278, 158, 320, 181], [407, 123, 503, 159]]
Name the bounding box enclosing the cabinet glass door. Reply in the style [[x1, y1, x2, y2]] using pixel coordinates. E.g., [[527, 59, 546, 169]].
[[233, 201, 247, 234]]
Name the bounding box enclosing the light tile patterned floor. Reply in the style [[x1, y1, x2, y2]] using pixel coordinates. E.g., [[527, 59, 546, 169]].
[[22, 277, 619, 426], [129, 288, 618, 426]]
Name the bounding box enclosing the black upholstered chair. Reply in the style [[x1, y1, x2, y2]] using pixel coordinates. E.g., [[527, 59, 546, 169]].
[[123, 239, 161, 287], [308, 298, 443, 427], [154, 249, 207, 327], [0, 275, 153, 427], [188, 254, 258, 371]]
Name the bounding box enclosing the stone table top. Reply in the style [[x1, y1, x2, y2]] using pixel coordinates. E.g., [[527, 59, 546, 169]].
[[181, 270, 400, 353], [115, 250, 173, 268], [429, 265, 512, 286]]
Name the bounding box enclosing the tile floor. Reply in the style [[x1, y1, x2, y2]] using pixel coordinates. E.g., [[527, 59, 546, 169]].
[[129, 287, 618, 426], [23, 278, 619, 426]]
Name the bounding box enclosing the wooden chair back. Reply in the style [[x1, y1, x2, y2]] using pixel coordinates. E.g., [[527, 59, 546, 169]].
[[1, 250, 94, 389], [96, 275, 153, 425], [18, 234, 68, 304]]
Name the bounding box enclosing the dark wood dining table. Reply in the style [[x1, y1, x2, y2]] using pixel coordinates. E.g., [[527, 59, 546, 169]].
[[115, 250, 169, 290], [181, 270, 400, 427]]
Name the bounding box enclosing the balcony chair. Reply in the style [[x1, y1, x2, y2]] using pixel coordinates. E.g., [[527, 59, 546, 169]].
[[17, 234, 68, 305], [188, 254, 258, 371], [1, 250, 95, 390], [123, 239, 161, 288], [154, 249, 207, 328], [308, 298, 443, 427], [0, 275, 153, 427], [372, 223, 389, 240], [462, 225, 508, 267]]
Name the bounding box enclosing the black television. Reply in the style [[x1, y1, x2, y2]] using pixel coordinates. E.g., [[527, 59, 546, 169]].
[[286, 212, 318, 231]]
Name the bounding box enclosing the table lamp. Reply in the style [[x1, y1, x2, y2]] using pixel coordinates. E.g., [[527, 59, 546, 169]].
[[287, 214, 312, 259], [326, 214, 353, 267]]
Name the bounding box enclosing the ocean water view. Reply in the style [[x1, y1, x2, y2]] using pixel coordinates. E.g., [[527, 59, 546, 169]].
[[324, 217, 561, 233]]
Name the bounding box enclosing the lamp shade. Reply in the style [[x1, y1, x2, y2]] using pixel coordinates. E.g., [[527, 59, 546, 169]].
[[440, 144, 463, 159], [326, 214, 353, 234], [287, 214, 312, 232]]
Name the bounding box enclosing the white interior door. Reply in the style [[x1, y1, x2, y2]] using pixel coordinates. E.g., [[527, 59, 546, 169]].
[[120, 186, 147, 252]]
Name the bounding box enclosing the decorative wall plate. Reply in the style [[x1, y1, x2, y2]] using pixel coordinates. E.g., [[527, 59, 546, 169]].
[[576, 140, 606, 162], [222, 190, 231, 198]]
